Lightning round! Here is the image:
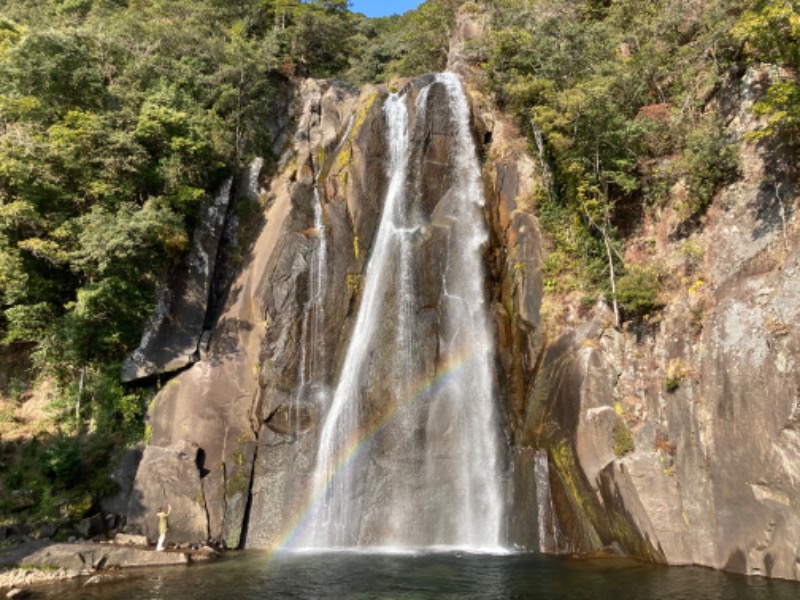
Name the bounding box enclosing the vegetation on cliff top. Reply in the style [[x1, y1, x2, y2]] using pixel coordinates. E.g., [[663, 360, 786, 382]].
[[479, 0, 797, 328], [0, 0, 796, 527]]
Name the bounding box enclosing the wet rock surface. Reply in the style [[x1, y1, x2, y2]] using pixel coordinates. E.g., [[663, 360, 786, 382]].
[[126, 79, 365, 550], [0, 540, 219, 592]]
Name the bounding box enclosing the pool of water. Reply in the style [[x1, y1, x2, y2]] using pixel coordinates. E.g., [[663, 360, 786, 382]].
[[38, 551, 799, 599]]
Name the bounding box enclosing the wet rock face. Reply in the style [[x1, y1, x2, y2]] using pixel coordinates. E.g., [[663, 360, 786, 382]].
[[250, 75, 517, 549], [125, 74, 541, 552]]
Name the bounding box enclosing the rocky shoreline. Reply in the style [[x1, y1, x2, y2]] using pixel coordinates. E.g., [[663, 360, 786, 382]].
[[0, 537, 219, 596]]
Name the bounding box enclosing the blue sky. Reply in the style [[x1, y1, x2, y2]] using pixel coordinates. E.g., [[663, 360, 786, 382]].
[[350, 0, 421, 18]]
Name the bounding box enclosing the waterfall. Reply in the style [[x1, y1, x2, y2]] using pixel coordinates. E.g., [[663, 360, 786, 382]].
[[300, 73, 505, 552], [534, 449, 553, 552], [295, 183, 328, 411]]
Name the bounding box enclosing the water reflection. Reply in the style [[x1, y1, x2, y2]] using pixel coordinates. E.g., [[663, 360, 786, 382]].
[[38, 552, 800, 600]]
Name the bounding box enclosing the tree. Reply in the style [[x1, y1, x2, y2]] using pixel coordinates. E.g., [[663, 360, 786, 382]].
[[1, 30, 106, 116], [392, 0, 455, 76]]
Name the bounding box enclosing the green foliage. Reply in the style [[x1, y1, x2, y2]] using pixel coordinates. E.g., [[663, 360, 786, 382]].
[[679, 114, 739, 216], [616, 266, 662, 316], [732, 0, 800, 66], [344, 14, 405, 83], [0, 0, 395, 526], [613, 419, 635, 458], [3, 302, 56, 344], [392, 0, 455, 76], [484, 0, 750, 316], [0, 29, 105, 114], [732, 2, 800, 146], [0, 0, 369, 372], [71, 200, 187, 279], [0, 428, 121, 523], [37, 433, 82, 489]]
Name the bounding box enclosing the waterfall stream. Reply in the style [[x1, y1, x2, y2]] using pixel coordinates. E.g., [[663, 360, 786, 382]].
[[294, 182, 328, 426], [300, 74, 505, 552]]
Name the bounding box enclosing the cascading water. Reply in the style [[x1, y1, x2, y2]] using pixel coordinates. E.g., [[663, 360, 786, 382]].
[[293, 181, 328, 429], [299, 73, 505, 552], [534, 449, 554, 553]]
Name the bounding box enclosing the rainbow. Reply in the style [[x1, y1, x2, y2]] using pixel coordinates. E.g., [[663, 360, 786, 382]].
[[264, 345, 485, 558]]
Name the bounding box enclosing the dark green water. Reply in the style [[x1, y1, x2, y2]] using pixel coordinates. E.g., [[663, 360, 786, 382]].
[[38, 551, 799, 599]]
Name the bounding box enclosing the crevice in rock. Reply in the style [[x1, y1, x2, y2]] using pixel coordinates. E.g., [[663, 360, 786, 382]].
[[121, 359, 194, 392], [237, 431, 261, 550], [195, 448, 210, 479]]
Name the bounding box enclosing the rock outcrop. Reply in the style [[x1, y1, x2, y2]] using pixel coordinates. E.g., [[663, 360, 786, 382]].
[[121, 179, 233, 383], [513, 66, 800, 580], [119, 36, 800, 580], [0, 539, 219, 591], [124, 70, 539, 551], [125, 78, 375, 548]]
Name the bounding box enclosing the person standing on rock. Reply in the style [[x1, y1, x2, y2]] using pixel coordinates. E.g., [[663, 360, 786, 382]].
[[156, 504, 171, 551]]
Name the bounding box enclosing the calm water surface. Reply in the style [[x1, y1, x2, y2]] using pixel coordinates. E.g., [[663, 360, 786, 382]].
[[38, 551, 799, 599]]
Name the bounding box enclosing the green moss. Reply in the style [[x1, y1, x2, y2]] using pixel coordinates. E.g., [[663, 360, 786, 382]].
[[550, 442, 591, 518], [331, 145, 351, 178], [353, 92, 379, 134], [328, 91, 380, 184], [225, 464, 249, 497], [347, 273, 361, 293], [550, 438, 662, 560], [316, 146, 326, 170], [225, 437, 253, 498], [612, 419, 635, 457], [353, 234, 360, 260], [548, 440, 604, 548]]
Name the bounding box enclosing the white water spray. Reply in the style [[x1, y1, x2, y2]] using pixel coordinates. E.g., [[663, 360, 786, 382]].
[[300, 74, 505, 552]]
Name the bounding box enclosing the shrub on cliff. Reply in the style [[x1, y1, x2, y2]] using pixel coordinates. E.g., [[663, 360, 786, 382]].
[[615, 266, 662, 318]]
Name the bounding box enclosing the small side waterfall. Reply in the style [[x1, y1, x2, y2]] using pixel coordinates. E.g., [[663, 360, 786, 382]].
[[534, 449, 555, 552], [300, 73, 505, 552], [294, 183, 328, 416]]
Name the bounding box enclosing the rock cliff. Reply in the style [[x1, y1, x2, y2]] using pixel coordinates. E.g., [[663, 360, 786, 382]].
[[511, 66, 800, 580], [120, 49, 800, 581], [123, 71, 535, 551]]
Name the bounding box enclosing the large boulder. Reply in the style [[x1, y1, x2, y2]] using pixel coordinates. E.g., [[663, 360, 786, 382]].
[[101, 445, 143, 516], [126, 440, 209, 545]]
